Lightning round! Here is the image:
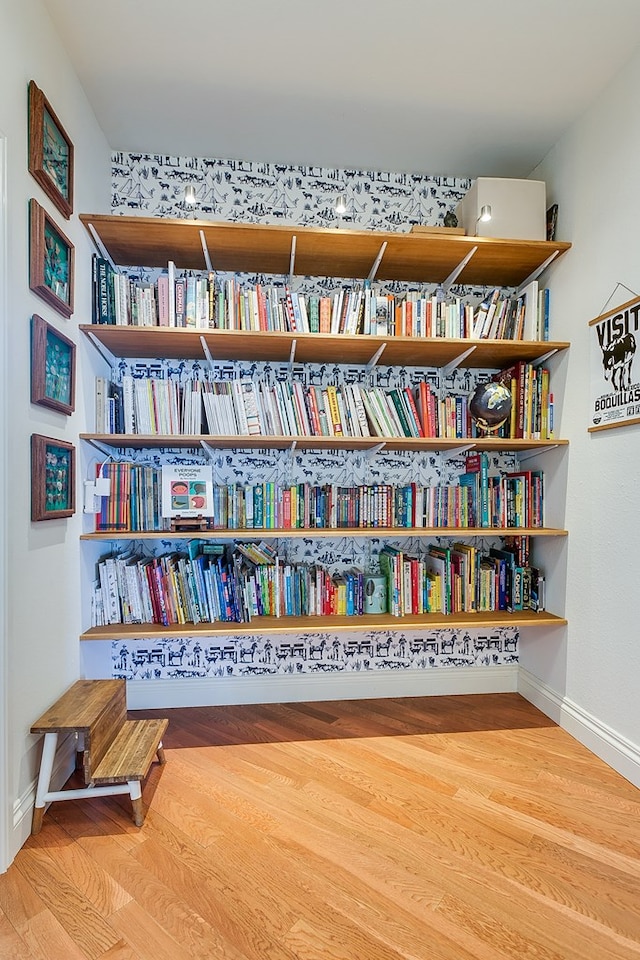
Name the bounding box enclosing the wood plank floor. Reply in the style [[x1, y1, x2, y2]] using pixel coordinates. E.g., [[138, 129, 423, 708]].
[[2, 693, 640, 960]]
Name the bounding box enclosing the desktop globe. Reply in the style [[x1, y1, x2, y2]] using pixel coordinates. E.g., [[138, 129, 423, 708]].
[[469, 381, 512, 433]]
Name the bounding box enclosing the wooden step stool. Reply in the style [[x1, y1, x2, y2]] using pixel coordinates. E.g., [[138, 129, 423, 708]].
[[30, 678, 168, 833]]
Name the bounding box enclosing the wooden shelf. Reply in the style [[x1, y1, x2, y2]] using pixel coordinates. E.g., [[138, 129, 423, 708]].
[[81, 609, 567, 641], [80, 324, 569, 368], [81, 527, 568, 541], [80, 433, 568, 453], [80, 213, 570, 287]]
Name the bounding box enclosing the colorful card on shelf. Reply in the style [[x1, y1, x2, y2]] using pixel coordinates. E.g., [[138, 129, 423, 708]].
[[161, 465, 214, 518]]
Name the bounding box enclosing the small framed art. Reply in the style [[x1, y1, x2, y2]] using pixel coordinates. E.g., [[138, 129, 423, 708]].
[[31, 314, 76, 415], [31, 434, 76, 521], [28, 80, 74, 219], [29, 198, 74, 319]]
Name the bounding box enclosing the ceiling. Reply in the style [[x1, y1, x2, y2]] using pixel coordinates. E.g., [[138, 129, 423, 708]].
[[43, 0, 640, 179]]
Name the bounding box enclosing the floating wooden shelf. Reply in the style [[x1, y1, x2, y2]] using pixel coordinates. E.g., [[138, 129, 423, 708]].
[[80, 433, 567, 453], [80, 213, 570, 287], [81, 609, 567, 641], [80, 324, 570, 369], [81, 527, 568, 541]]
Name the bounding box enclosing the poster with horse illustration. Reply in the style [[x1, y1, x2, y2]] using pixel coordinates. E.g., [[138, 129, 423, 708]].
[[589, 294, 640, 432]]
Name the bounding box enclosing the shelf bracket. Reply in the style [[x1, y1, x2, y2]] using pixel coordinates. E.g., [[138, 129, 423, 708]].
[[368, 242, 387, 282], [86, 222, 120, 273], [519, 444, 559, 462], [85, 330, 117, 369], [200, 440, 217, 460], [442, 345, 476, 376], [517, 251, 559, 293], [532, 348, 558, 367], [289, 440, 297, 453], [200, 335, 215, 369], [443, 443, 475, 459], [439, 246, 478, 295], [365, 441, 386, 456], [367, 343, 387, 370], [84, 438, 119, 459], [289, 339, 297, 368], [199, 230, 213, 273], [288, 235, 297, 282]]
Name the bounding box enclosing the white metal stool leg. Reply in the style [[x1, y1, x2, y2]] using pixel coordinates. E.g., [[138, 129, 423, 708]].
[[32, 732, 58, 834]]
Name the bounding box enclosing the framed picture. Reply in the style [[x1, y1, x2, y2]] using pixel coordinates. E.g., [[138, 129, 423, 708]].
[[29, 198, 74, 319], [31, 314, 76, 415], [28, 80, 74, 219], [31, 434, 76, 521], [588, 294, 640, 432]]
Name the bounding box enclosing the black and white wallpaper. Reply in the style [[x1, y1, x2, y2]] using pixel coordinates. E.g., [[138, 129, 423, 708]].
[[104, 152, 521, 684]]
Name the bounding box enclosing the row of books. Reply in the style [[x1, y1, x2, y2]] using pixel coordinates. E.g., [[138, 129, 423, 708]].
[[474, 280, 549, 341], [94, 461, 545, 533], [497, 362, 552, 441], [91, 255, 549, 341], [95, 373, 534, 442], [91, 538, 545, 627]]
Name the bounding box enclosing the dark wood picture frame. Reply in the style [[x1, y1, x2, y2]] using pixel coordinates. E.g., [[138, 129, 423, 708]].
[[29, 198, 75, 319], [31, 434, 76, 521], [28, 80, 74, 219], [31, 314, 76, 415]]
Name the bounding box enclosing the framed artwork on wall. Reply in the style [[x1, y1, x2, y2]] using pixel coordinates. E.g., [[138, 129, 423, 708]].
[[29, 198, 74, 319], [31, 314, 76, 415], [31, 434, 76, 521], [28, 80, 74, 219]]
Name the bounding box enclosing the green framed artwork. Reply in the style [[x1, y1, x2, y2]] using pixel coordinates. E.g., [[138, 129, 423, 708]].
[[29, 198, 74, 319], [28, 81, 74, 219], [31, 314, 76, 415], [31, 434, 76, 521]]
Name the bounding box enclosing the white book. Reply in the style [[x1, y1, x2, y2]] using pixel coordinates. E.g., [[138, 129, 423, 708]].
[[232, 381, 250, 435], [519, 279, 540, 340], [349, 384, 371, 437]]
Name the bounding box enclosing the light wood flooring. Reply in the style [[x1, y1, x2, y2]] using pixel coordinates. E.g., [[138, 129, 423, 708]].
[[2, 693, 640, 959]]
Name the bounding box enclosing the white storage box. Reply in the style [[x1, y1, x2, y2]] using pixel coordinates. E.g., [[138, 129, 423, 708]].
[[456, 178, 546, 240]]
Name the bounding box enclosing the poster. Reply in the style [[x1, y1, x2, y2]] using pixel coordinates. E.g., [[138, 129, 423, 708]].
[[589, 295, 640, 432], [161, 464, 214, 518]]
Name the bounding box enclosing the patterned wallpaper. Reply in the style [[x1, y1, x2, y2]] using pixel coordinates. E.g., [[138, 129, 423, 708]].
[[104, 152, 520, 684]]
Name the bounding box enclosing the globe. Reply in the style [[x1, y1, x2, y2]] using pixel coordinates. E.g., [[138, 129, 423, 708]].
[[469, 381, 512, 433]]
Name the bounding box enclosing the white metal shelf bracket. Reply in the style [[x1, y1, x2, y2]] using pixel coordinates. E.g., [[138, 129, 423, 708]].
[[289, 339, 297, 368], [442, 345, 476, 377], [440, 246, 478, 295], [517, 251, 559, 294], [532, 348, 558, 367], [86, 222, 120, 273], [443, 443, 475, 459], [519, 444, 559, 462], [199, 230, 213, 272], [368, 242, 387, 282], [85, 438, 119, 459], [85, 331, 117, 368], [367, 343, 387, 370], [201, 441, 217, 460], [288, 235, 297, 282], [365, 441, 386, 456], [200, 335, 215, 369]]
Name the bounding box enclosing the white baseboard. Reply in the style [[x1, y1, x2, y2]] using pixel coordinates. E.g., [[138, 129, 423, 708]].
[[128, 664, 518, 709], [518, 668, 640, 789]]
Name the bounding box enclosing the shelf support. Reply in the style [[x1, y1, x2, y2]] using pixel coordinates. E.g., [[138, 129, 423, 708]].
[[84, 438, 120, 460], [532, 348, 558, 367], [439, 246, 478, 295], [367, 343, 387, 370], [519, 444, 559, 462], [368, 242, 387, 282], [442, 345, 476, 376], [289, 440, 297, 453], [365, 441, 386, 456], [85, 330, 117, 368], [443, 443, 475, 459], [517, 251, 559, 293], [200, 335, 215, 369], [288, 235, 297, 282], [86, 222, 120, 273], [201, 441, 217, 460], [289, 339, 297, 368], [199, 230, 213, 273]]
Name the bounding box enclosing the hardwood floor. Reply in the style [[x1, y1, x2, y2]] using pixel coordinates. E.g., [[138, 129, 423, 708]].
[[2, 693, 640, 959]]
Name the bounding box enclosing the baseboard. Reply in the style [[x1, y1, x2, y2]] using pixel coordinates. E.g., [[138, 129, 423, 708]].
[[518, 668, 640, 789], [127, 664, 518, 709]]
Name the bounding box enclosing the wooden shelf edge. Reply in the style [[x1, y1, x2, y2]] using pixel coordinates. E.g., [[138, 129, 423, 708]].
[[80, 527, 568, 541], [81, 611, 567, 641]]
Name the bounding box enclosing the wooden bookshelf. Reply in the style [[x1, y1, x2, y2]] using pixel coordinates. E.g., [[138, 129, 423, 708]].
[[80, 527, 568, 541], [81, 609, 567, 642], [80, 324, 569, 368], [80, 433, 568, 453], [80, 214, 570, 287]]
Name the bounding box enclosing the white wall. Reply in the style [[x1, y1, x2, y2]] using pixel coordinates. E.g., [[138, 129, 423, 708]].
[[0, 0, 110, 869], [523, 47, 640, 782]]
